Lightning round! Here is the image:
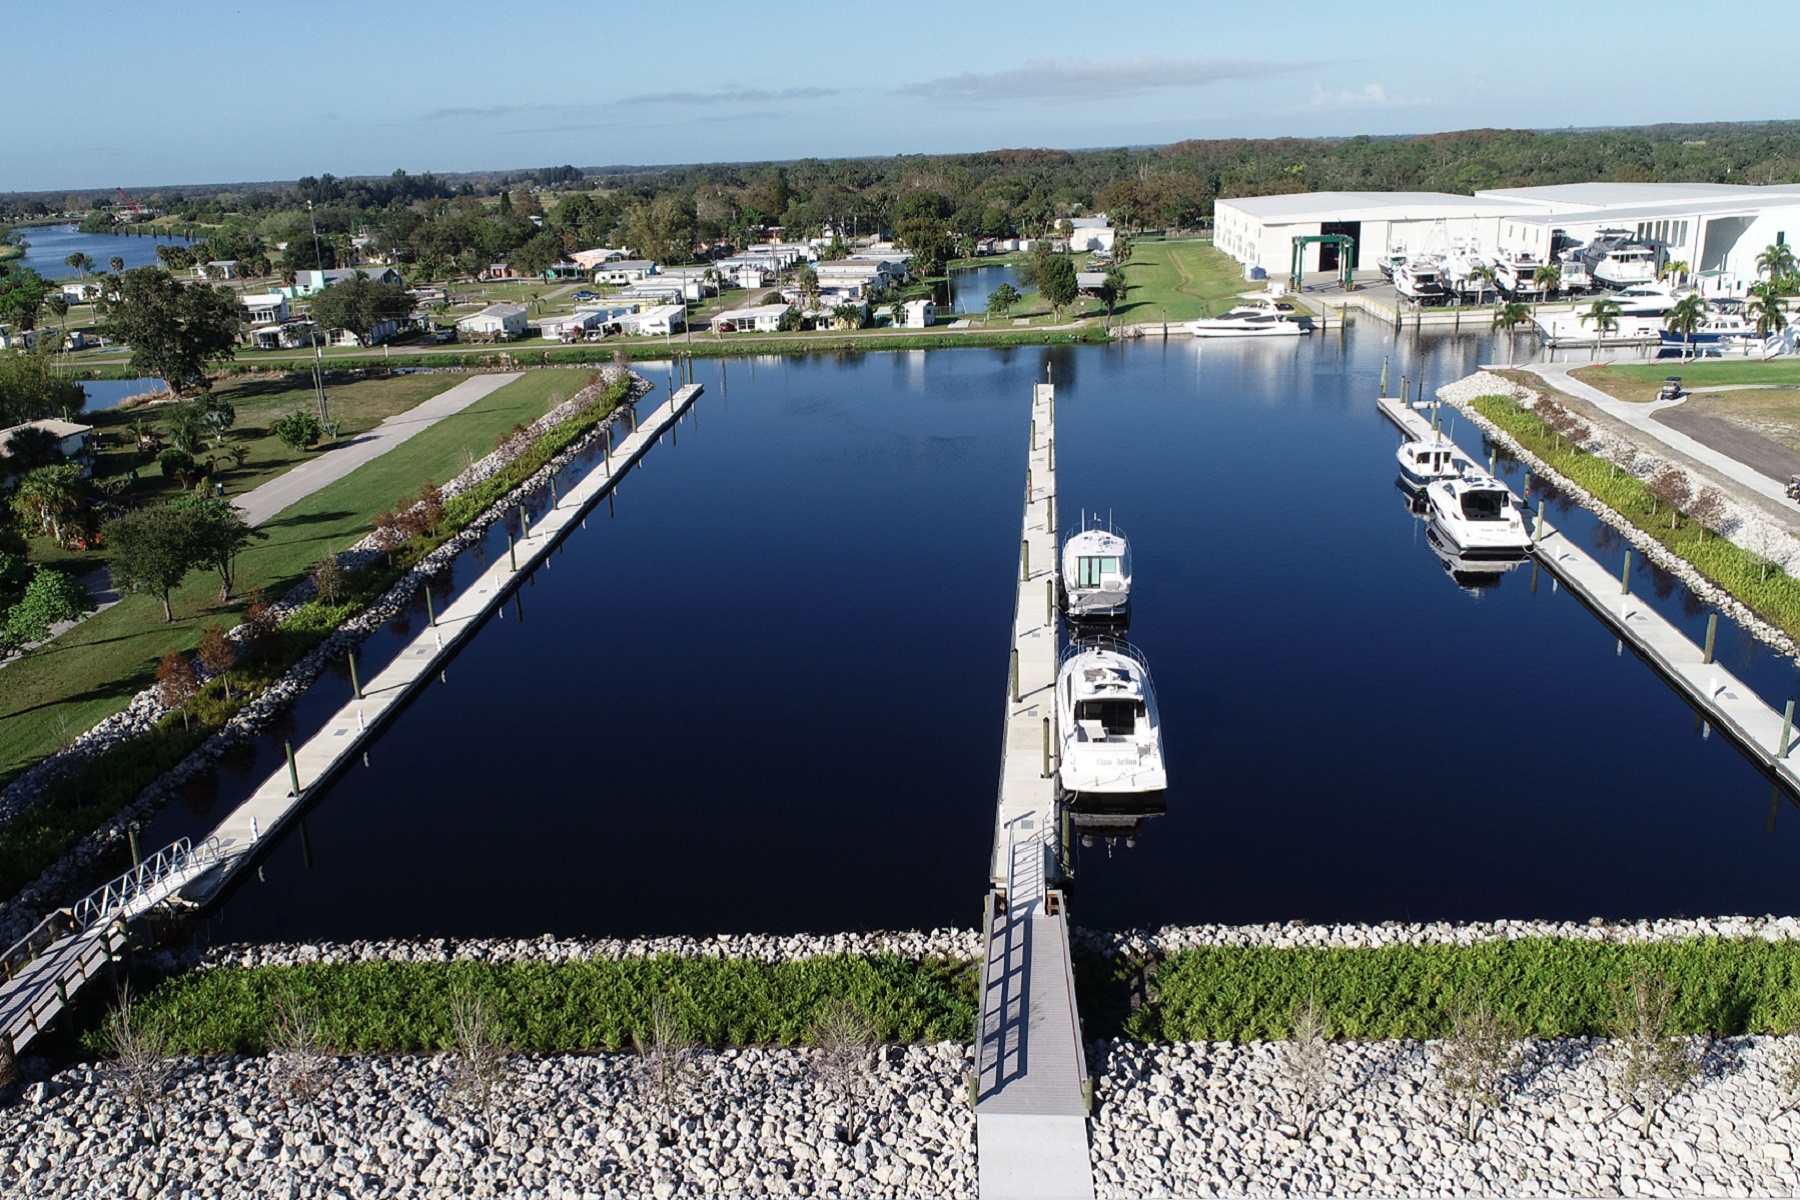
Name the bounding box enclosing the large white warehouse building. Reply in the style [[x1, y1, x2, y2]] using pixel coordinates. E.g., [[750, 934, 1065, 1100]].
[[1216, 182, 1800, 296]]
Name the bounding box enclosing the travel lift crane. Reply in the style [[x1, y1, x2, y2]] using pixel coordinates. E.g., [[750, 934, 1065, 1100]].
[[1289, 234, 1356, 292]]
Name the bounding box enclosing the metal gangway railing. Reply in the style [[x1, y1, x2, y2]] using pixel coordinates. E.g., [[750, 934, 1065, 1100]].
[[1, 837, 222, 1063]]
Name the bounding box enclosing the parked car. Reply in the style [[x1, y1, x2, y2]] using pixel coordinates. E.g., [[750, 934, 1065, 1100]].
[[432, 329, 456, 344], [571, 290, 599, 300]]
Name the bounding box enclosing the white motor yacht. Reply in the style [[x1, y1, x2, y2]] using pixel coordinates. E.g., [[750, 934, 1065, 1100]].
[[1393, 259, 1447, 303], [1396, 438, 1477, 493], [1610, 283, 1682, 317], [1439, 242, 1490, 302], [1061, 524, 1131, 621], [1494, 252, 1549, 299], [1556, 247, 1592, 293], [1425, 471, 1533, 560], [1188, 297, 1307, 337], [1056, 638, 1167, 803]]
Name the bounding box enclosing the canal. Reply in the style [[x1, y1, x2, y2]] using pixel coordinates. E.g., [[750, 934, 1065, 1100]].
[[167, 329, 1800, 944], [12, 224, 194, 280]]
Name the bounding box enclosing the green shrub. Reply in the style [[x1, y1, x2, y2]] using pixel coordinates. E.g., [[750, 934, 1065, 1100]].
[[1125, 939, 1800, 1043], [89, 955, 978, 1055]]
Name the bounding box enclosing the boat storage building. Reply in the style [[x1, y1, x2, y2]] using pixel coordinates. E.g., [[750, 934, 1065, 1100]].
[[1215, 183, 1800, 295]]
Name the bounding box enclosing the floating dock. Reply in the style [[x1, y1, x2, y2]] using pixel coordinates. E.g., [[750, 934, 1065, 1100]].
[[974, 381, 1095, 1200], [1379, 393, 1800, 790], [180, 384, 704, 907]]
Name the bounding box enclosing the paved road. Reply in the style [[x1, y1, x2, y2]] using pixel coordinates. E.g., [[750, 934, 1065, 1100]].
[[3, 372, 522, 666]]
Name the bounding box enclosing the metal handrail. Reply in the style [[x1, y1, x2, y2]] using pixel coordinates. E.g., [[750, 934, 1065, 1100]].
[[1059, 633, 1152, 673], [1, 836, 221, 982]]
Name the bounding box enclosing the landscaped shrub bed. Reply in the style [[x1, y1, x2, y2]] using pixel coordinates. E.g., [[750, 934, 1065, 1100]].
[[1121, 939, 1800, 1043], [1472, 392, 1800, 636], [98, 955, 978, 1054]]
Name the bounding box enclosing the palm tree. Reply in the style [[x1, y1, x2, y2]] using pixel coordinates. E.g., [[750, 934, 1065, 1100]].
[[1467, 264, 1496, 303], [1531, 262, 1561, 316], [1664, 293, 1706, 360], [109, 255, 124, 274], [1492, 301, 1531, 365], [1758, 243, 1797, 283], [1580, 297, 1623, 360], [1658, 259, 1689, 285], [1751, 287, 1788, 339], [64, 252, 93, 277]]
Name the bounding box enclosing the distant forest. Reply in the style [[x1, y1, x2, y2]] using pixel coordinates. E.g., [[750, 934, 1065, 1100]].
[[7, 121, 1800, 279]]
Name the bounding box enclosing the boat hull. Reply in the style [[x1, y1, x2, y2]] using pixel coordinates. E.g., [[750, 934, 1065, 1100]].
[[1426, 518, 1532, 561], [1189, 323, 1305, 338]]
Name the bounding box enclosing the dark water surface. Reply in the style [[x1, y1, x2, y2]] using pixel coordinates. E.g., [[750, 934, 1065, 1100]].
[[174, 330, 1800, 944]]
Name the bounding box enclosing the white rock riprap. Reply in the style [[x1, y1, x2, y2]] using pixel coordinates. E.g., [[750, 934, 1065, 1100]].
[[1089, 1035, 1800, 1198], [1, 1044, 974, 1199], [177, 928, 983, 971], [1076, 913, 1800, 960]]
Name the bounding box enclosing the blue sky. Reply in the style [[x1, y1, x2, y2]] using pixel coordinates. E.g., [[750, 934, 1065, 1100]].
[[6, 0, 1792, 191]]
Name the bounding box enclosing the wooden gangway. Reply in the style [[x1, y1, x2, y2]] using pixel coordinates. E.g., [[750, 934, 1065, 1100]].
[[180, 383, 704, 909], [1381, 393, 1800, 787], [974, 381, 1095, 1200], [0, 838, 221, 1063]]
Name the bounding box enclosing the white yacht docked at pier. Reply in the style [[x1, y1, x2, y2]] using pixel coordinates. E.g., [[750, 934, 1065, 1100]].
[[1055, 637, 1167, 804], [1061, 522, 1131, 621]]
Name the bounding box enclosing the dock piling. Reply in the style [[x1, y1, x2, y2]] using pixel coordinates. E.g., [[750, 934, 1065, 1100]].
[[1621, 549, 1633, 595], [1048, 438, 1055, 471], [127, 826, 140, 868], [1704, 614, 1718, 665], [1782, 701, 1795, 760], [1046, 578, 1055, 627], [1535, 499, 1545, 541], [425, 585, 437, 628], [286, 740, 300, 797], [508, 535, 517, 572], [1021, 539, 1030, 581], [1380, 356, 1389, 397], [1031, 418, 1037, 451], [519, 505, 531, 540], [1042, 717, 1051, 779], [349, 648, 362, 699], [1011, 648, 1020, 704]]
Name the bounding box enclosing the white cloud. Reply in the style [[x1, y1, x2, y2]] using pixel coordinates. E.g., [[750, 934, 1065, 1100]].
[[1308, 83, 1431, 110], [901, 57, 1300, 103]]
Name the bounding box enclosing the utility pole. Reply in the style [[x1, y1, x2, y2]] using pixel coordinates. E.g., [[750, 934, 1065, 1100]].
[[307, 200, 330, 425]]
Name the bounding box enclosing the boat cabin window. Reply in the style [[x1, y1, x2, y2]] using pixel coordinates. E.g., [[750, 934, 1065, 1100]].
[[1459, 490, 1509, 521], [1075, 698, 1141, 737], [1077, 556, 1121, 587]]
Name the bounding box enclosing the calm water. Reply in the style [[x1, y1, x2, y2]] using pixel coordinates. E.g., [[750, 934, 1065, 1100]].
[[948, 265, 1031, 315], [168, 331, 1800, 944], [13, 224, 192, 280], [79, 378, 164, 411]]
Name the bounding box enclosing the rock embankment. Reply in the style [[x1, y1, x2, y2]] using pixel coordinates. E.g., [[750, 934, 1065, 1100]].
[[1436, 369, 1800, 665], [178, 928, 984, 971], [1077, 912, 1800, 959], [2, 1044, 974, 1199], [1090, 1035, 1800, 1197]]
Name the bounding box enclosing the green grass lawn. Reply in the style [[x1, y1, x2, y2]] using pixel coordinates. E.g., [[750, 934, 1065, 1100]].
[[1581, 359, 1800, 402], [1114, 240, 1248, 323], [0, 370, 582, 785], [29, 373, 463, 575]]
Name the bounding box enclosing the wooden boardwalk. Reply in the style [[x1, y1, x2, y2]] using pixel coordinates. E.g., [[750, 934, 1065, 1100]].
[[1381, 394, 1800, 789], [180, 384, 704, 908], [975, 381, 1095, 1200]]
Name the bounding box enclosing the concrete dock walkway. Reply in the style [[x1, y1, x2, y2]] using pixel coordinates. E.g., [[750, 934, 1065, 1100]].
[[179, 383, 703, 908], [975, 381, 1094, 1200], [1380, 393, 1800, 791]]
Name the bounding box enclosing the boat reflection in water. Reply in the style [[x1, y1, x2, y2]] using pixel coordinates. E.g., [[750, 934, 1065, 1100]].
[[1424, 522, 1530, 590]]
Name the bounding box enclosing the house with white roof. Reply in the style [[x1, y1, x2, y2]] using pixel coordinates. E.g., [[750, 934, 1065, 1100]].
[[59, 281, 102, 304], [713, 302, 792, 334], [240, 293, 290, 325], [900, 298, 936, 328], [615, 304, 686, 337], [1066, 217, 1115, 255], [594, 260, 658, 286], [456, 303, 530, 341], [0, 418, 96, 486]]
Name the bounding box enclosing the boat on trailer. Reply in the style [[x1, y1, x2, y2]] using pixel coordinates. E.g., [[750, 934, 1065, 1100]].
[[1055, 637, 1167, 805]]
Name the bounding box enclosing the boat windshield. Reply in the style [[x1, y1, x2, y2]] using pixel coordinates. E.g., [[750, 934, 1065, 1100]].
[[1074, 698, 1141, 737], [1078, 556, 1122, 587], [1459, 490, 1510, 521]]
